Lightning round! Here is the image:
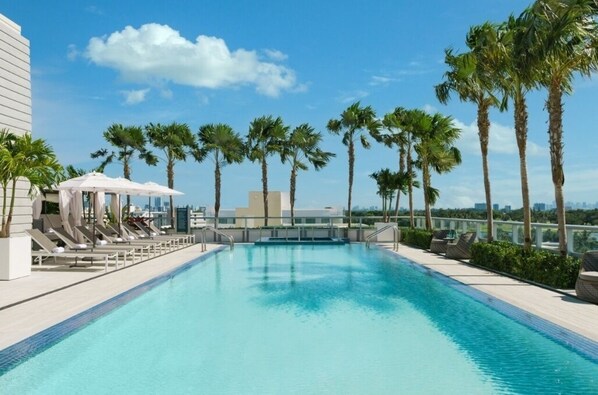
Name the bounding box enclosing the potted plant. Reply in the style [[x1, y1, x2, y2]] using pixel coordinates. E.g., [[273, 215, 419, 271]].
[[0, 129, 62, 280]]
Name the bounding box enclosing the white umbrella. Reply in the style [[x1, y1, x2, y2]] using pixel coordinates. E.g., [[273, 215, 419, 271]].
[[32, 195, 43, 220], [143, 182, 184, 196], [69, 191, 84, 242], [94, 191, 105, 226], [110, 194, 120, 221], [57, 172, 141, 194], [58, 190, 74, 236], [57, 172, 143, 247]]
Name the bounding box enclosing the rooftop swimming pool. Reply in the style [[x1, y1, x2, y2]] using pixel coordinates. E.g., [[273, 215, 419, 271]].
[[1, 244, 597, 393]]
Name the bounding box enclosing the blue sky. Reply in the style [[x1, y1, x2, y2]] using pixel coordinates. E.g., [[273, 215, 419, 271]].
[[3, 1, 598, 211]]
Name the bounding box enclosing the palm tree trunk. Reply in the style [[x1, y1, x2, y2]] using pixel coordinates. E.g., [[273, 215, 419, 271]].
[[407, 139, 414, 228], [514, 92, 532, 251], [124, 157, 131, 219], [477, 102, 493, 242], [422, 161, 432, 231], [167, 158, 175, 229], [3, 179, 18, 236], [290, 167, 296, 226], [548, 82, 567, 256], [394, 146, 406, 220], [214, 160, 221, 229], [0, 184, 8, 236], [261, 158, 269, 227], [347, 140, 354, 228]]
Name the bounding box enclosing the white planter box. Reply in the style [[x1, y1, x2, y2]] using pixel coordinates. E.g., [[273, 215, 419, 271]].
[[375, 222, 396, 242], [0, 235, 32, 280]]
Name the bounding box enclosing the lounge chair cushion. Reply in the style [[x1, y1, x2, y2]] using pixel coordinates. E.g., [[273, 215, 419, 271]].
[[579, 272, 598, 282]]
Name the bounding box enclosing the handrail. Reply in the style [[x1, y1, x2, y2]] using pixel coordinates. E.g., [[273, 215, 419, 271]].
[[365, 224, 400, 251], [202, 226, 234, 250]]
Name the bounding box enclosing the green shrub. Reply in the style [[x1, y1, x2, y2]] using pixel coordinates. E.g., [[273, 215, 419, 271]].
[[399, 227, 433, 249], [470, 241, 580, 289]]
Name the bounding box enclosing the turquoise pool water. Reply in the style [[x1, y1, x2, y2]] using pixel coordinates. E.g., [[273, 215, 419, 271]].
[[1, 244, 597, 394]]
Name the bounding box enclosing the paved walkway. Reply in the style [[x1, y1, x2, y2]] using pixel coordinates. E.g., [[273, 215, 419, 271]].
[[380, 243, 598, 343], [0, 244, 221, 350], [1, 242, 597, 352]]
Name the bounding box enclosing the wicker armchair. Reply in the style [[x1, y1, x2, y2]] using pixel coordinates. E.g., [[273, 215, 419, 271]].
[[445, 232, 477, 260], [429, 229, 452, 254], [575, 251, 598, 304]]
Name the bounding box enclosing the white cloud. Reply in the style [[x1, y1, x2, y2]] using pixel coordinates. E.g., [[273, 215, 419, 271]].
[[422, 104, 437, 114], [122, 88, 150, 105], [67, 44, 79, 61], [86, 23, 299, 97], [369, 75, 400, 86], [337, 90, 369, 103], [85, 5, 104, 15], [453, 119, 546, 156], [160, 89, 173, 99], [263, 49, 288, 61]]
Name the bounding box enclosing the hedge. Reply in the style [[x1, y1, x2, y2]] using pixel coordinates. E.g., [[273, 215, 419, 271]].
[[399, 227, 433, 250], [470, 241, 580, 289]]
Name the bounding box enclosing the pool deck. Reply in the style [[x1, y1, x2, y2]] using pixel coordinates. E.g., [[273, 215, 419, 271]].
[[0, 242, 597, 352], [0, 244, 221, 351]]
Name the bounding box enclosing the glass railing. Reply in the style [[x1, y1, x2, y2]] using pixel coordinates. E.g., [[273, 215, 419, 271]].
[[180, 213, 596, 255]]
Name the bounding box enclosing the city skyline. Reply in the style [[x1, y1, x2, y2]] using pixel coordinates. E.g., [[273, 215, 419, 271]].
[[2, 1, 598, 211]]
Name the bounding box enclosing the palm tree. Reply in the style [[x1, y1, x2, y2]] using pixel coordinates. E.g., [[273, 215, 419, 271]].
[[0, 130, 62, 237], [402, 109, 427, 228], [520, 0, 598, 256], [145, 122, 198, 229], [246, 116, 288, 227], [369, 168, 402, 223], [488, 15, 538, 251], [414, 113, 462, 230], [327, 102, 380, 227], [91, 124, 158, 214], [281, 124, 335, 226], [436, 23, 501, 241], [195, 124, 245, 228], [376, 108, 409, 221]]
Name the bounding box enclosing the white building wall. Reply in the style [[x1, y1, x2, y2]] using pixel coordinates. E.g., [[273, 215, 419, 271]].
[[0, 14, 32, 236]]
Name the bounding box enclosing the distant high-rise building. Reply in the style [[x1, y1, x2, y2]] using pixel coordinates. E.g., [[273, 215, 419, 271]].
[[492, 203, 499, 211], [504, 205, 512, 212], [474, 203, 486, 211], [533, 202, 546, 211], [154, 197, 162, 211]]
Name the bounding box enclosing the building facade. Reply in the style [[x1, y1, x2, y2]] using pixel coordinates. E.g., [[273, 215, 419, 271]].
[[0, 14, 32, 236], [204, 191, 343, 228]]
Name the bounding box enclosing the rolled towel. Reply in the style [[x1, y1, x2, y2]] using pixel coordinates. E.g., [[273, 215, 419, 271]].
[[97, 240, 108, 246], [160, 231, 166, 235], [151, 232, 158, 236], [116, 237, 123, 242], [75, 243, 88, 249], [51, 246, 65, 253], [128, 235, 136, 240]]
